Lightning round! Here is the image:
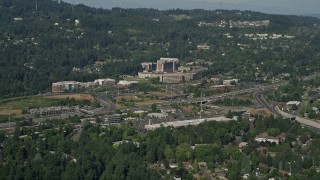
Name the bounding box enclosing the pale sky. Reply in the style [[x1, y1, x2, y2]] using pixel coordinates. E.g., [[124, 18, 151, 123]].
[[62, 0, 320, 15]]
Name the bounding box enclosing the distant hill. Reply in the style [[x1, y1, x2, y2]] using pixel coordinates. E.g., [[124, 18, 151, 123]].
[[63, 0, 320, 15], [305, 14, 320, 19], [0, 0, 320, 98]]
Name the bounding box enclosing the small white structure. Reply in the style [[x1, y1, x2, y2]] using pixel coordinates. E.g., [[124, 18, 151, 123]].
[[14, 17, 23, 21], [197, 44, 210, 50], [75, 19, 80, 26], [238, 142, 248, 149], [147, 113, 168, 119], [255, 137, 279, 144], [243, 174, 250, 179], [223, 79, 239, 85], [94, 78, 116, 85], [286, 101, 301, 106], [312, 107, 319, 113], [255, 133, 279, 144], [117, 80, 139, 88], [134, 110, 147, 114], [169, 164, 178, 169]]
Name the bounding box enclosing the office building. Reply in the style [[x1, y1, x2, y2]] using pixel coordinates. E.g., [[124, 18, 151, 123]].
[[141, 62, 157, 72], [104, 114, 122, 124], [156, 58, 179, 73]]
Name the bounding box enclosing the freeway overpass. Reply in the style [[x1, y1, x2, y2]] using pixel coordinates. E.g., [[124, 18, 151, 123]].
[[275, 106, 320, 129], [175, 72, 320, 105], [255, 92, 279, 116], [177, 85, 275, 105], [254, 92, 320, 130]]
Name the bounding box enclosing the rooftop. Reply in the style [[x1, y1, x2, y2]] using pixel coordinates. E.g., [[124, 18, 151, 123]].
[[158, 58, 179, 63], [53, 81, 80, 85], [145, 116, 233, 130]]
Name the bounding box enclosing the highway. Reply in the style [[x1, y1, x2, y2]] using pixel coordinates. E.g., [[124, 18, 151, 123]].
[[0, 121, 16, 129], [255, 92, 279, 116], [0, 72, 319, 130], [251, 89, 320, 130], [95, 94, 116, 114], [175, 84, 276, 104], [175, 72, 320, 104], [275, 106, 320, 129], [254, 92, 320, 129]]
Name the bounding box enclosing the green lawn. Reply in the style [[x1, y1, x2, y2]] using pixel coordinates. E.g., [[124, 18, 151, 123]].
[[0, 96, 66, 116]]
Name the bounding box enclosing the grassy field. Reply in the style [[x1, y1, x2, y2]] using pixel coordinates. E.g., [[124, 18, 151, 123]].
[[249, 108, 272, 116], [148, 91, 175, 97], [123, 76, 148, 82], [115, 95, 165, 109], [45, 94, 93, 101], [134, 100, 165, 107], [0, 94, 93, 116]]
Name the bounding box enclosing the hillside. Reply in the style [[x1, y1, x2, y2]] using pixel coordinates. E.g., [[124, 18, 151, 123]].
[[306, 14, 320, 19], [1, 0, 320, 98]]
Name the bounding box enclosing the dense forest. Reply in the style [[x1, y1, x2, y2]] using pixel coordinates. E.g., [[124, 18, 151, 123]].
[[1, 0, 320, 98], [0, 116, 320, 179]]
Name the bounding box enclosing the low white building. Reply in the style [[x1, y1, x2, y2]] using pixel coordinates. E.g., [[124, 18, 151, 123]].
[[255, 133, 279, 144], [117, 80, 139, 88], [94, 78, 116, 85], [147, 113, 168, 119], [134, 110, 147, 114], [255, 137, 279, 144], [286, 101, 301, 106], [238, 142, 248, 149], [14, 17, 23, 21], [223, 79, 239, 85], [197, 44, 210, 50], [145, 117, 233, 130], [80, 82, 96, 88]]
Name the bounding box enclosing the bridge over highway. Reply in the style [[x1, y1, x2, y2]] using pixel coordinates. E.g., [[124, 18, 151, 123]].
[[275, 106, 320, 129]]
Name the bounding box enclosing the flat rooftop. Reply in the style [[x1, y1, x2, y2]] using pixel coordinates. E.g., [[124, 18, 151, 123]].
[[53, 81, 80, 85], [158, 58, 179, 63], [145, 116, 233, 130]]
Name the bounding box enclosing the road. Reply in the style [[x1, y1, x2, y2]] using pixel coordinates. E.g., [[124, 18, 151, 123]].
[[95, 94, 116, 114], [0, 72, 319, 129], [255, 92, 279, 116], [253, 92, 320, 129], [275, 106, 320, 129], [0, 121, 16, 129], [174, 72, 320, 105]]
